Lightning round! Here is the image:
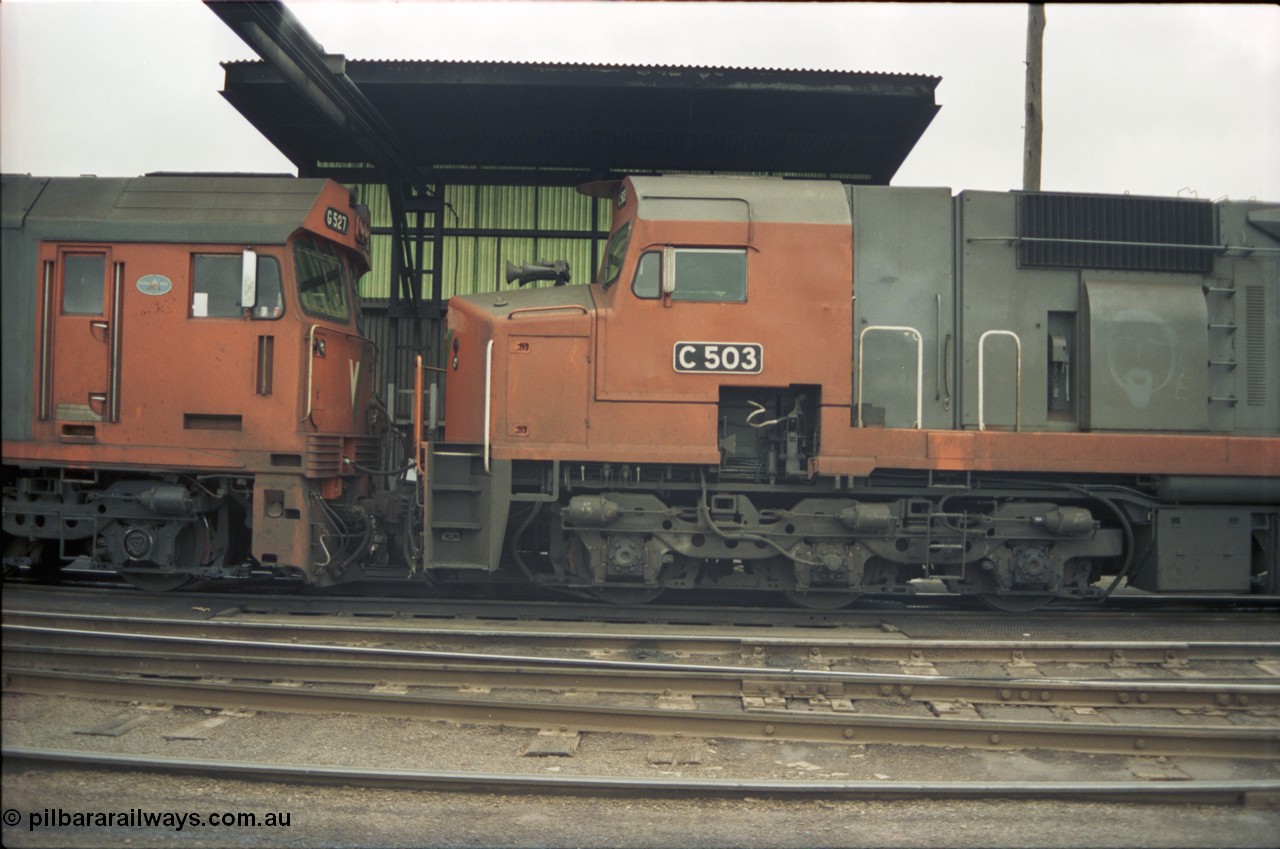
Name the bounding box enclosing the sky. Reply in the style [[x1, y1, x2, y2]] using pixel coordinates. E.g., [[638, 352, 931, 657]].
[[1, 1, 1277, 200]]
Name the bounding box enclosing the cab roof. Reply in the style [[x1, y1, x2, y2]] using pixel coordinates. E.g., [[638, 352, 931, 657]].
[[626, 174, 852, 226], [1, 173, 342, 245]]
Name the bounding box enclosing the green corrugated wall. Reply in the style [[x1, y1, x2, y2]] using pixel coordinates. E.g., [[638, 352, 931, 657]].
[[353, 181, 611, 301]]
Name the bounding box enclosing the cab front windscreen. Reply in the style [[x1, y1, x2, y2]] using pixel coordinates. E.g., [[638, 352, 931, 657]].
[[294, 235, 352, 322]]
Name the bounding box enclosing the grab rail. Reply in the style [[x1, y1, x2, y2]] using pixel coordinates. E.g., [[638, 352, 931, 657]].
[[506, 304, 589, 320], [977, 329, 1022, 432], [484, 339, 494, 473], [108, 263, 123, 423], [38, 262, 53, 420]]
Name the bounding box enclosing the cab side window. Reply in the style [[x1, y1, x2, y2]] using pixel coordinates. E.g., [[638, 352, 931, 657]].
[[62, 254, 106, 315], [674, 249, 746, 302], [253, 258, 284, 319], [598, 221, 632, 287], [632, 247, 747, 302], [632, 251, 661, 298], [192, 254, 283, 319]]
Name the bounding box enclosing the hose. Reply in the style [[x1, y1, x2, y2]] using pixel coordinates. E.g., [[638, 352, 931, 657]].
[[1066, 485, 1138, 600], [351, 459, 417, 477]]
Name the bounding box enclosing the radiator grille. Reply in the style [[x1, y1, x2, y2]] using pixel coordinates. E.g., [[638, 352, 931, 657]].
[[354, 436, 381, 470], [1017, 193, 1216, 273], [306, 435, 343, 478], [305, 435, 381, 478]]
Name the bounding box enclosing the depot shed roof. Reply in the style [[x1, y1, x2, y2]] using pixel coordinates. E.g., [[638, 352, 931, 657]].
[[220, 59, 941, 186]]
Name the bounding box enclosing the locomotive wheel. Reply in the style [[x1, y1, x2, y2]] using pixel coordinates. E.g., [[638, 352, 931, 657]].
[[594, 586, 665, 605], [784, 590, 860, 610], [117, 523, 205, 592]]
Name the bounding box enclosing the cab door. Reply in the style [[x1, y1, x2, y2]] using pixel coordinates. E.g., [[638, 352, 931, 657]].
[[48, 248, 118, 429]]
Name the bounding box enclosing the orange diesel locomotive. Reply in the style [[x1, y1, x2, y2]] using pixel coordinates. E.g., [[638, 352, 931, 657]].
[[416, 175, 1279, 609], [4, 173, 1279, 608], [2, 174, 378, 589]]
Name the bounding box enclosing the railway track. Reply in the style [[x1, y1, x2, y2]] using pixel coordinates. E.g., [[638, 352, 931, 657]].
[[5, 606, 1279, 760], [5, 747, 1278, 806], [6, 618, 1280, 710], [7, 577, 1279, 629], [5, 580, 1279, 662]]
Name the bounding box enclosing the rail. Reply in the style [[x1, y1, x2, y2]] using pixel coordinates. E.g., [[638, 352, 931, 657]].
[[413, 354, 425, 479], [484, 338, 494, 473], [38, 262, 53, 420], [108, 263, 123, 422], [5, 663, 1276, 759], [5, 595, 1279, 761], [966, 235, 1280, 256], [9, 747, 1276, 804], [506, 304, 589, 320], [977, 329, 1022, 432], [7, 623, 1279, 712], [935, 294, 952, 410]]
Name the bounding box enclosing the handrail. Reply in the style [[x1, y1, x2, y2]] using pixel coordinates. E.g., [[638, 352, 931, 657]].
[[966, 235, 1280, 255], [108, 262, 123, 423], [856, 325, 923, 429], [483, 339, 494, 473], [506, 304, 589, 320], [39, 261, 53, 421], [935, 295, 943, 402], [977, 329, 1022, 432], [413, 354, 425, 479]]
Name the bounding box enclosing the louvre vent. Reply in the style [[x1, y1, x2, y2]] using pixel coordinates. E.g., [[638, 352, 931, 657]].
[[1017, 193, 1216, 273], [1245, 285, 1267, 406]]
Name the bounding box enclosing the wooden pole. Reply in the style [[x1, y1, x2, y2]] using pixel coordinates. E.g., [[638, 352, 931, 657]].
[[1023, 4, 1045, 192]]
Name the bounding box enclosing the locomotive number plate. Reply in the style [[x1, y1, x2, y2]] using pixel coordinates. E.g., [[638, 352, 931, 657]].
[[325, 207, 350, 234], [673, 342, 763, 374]]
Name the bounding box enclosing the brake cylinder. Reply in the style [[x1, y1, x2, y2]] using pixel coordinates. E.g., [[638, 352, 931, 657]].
[[565, 495, 622, 526]]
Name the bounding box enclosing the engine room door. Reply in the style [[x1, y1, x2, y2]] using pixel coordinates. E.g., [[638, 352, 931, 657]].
[[848, 186, 956, 429], [49, 248, 116, 426]]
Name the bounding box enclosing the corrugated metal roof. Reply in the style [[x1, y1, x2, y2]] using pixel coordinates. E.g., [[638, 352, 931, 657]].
[[221, 58, 940, 185], [303, 57, 938, 76]]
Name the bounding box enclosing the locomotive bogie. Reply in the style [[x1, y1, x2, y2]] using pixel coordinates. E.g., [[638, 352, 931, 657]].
[[543, 474, 1126, 602], [1, 472, 244, 589]]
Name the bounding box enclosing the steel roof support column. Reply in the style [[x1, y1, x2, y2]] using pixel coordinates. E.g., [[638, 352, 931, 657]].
[[388, 183, 444, 434]]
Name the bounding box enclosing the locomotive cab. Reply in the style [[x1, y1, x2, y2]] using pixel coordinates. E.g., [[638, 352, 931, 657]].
[[440, 175, 854, 471]]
